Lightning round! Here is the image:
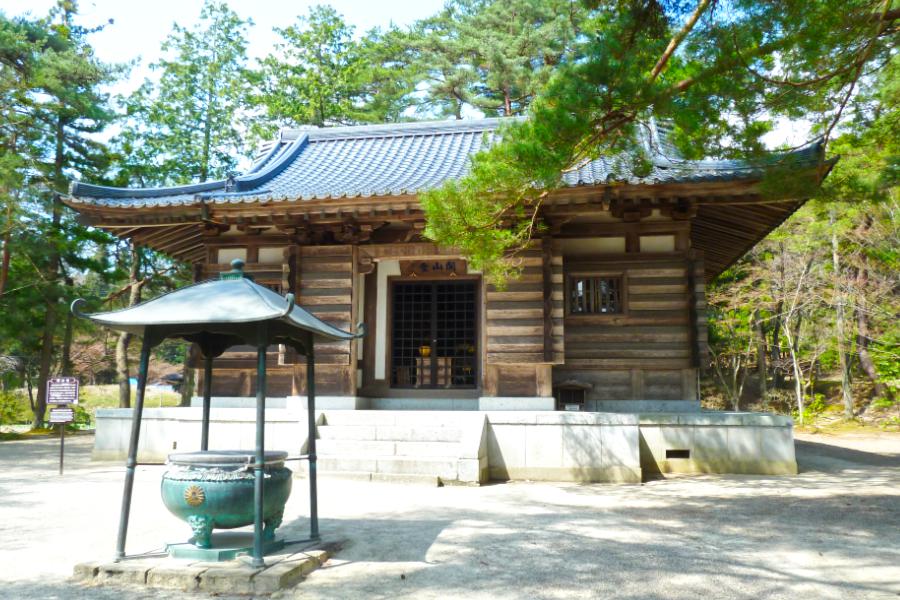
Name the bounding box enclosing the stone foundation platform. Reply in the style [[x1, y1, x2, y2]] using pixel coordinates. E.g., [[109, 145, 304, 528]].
[[73, 540, 339, 594], [72, 542, 341, 595]]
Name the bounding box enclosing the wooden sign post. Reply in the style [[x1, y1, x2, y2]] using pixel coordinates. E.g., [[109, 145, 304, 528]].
[[48, 407, 74, 475], [47, 377, 79, 476]]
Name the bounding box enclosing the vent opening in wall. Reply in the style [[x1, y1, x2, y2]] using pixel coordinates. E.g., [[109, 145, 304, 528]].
[[553, 383, 589, 411], [666, 449, 690, 459]]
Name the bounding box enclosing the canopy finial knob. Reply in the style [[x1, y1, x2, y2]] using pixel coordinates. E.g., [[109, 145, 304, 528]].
[[220, 258, 251, 280]]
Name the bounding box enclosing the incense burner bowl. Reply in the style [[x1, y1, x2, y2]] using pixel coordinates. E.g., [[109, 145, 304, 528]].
[[161, 450, 292, 549]]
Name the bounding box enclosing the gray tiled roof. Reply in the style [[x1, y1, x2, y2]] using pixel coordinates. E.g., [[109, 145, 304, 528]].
[[67, 118, 824, 208]]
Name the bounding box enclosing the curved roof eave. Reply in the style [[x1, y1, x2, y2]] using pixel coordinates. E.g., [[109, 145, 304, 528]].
[[71, 276, 363, 345]]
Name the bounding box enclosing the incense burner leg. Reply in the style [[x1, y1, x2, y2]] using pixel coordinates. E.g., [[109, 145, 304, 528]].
[[187, 514, 213, 549], [263, 509, 284, 541]]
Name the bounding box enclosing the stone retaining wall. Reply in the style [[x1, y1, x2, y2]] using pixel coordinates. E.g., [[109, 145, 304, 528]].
[[92, 408, 797, 481]]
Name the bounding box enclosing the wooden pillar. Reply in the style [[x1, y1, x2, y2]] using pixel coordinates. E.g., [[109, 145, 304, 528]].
[[542, 237, 553, 363]]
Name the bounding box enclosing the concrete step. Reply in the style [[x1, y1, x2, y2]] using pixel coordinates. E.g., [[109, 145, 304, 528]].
[[317, 425, 376, 441], [299, 471, 443, 486], [317, 425, 463, 443], [317, 456, 459, 480], [321, 410, 473, 427], [317, 439, 461, 458]]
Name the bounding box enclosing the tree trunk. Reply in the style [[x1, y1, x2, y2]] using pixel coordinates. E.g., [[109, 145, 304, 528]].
[[25, 368, 34, 413], [753, 309, 768, 406], [0, 135, 17, 296], [785, 321, 805, 424], [831, 213, 853, 418], [856, 268, 892, 402], [770, 241, 788, 389], [60, 276, 75, 376], [33, 118, 66, 428], [116, 245, 143, 408], [180, 350, 196, 407], [0, 202, 11, 296]]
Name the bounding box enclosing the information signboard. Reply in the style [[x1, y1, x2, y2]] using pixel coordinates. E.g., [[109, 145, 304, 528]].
[[47, 377, 79, 405], [49, 407, 75, 424]]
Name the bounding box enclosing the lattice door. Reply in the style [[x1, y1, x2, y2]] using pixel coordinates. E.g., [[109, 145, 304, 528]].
[[391, 281, 477, 389]]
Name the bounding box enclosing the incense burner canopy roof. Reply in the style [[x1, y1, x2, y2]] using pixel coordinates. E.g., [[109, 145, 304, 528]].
[[67, 118, 827, 208], [73, 260, 362, 352]]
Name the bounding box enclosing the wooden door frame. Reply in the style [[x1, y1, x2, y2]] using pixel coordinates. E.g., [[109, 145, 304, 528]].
[[386, 274, 481, 391]]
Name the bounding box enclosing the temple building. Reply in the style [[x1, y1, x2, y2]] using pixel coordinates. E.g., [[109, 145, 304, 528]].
[[65, 118, 831, 482]]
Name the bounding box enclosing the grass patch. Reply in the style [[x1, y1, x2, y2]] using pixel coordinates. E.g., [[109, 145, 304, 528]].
[[76, 385, 182, 427], [79, 384, 182, 410], [0, 431, 25, 441], [1, 385, 182, 429], [795, 418, 894, 435], [24, 427, 55, 435]]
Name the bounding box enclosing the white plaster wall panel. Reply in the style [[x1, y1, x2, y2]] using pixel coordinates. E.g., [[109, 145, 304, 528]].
[[561, 237, 626, 255], [375, 260, 399, 379], [217, 247, 247, 264], [257, 246, 286, 263], [639, 235, 675, 252]]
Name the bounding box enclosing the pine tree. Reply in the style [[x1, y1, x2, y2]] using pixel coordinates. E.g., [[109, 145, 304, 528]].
[[413, 0, 586, 118], [251, 5, 418, 132], [422, 1, 900, 283], [115, 0, 251, 185], [0, 1, 117, 426]]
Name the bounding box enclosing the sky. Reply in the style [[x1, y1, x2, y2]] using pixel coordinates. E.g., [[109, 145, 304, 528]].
[[3, 0, 447, 96], [4, 0, 809, 147]]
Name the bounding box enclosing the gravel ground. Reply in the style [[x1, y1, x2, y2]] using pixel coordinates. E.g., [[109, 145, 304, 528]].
[[0, 430, 897, 599]]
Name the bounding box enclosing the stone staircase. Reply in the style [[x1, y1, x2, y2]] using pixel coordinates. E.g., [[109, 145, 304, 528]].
[[312, 410, 487, 484]]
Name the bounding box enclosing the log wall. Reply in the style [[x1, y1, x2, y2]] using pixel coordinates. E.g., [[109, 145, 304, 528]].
[[294, 245, 357, 396], [482, 239, 563, 397], [554, 252, 699, 403]]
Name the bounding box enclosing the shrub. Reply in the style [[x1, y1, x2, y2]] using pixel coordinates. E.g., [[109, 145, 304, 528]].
[[0, 391, 30, 426], [72, 404, 92, 428]]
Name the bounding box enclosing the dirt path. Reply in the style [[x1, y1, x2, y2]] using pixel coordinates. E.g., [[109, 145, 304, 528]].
[[0, 431, 897, 599]]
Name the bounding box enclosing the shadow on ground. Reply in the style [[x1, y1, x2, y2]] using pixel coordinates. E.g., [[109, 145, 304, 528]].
[[796, 439, 900, 470]]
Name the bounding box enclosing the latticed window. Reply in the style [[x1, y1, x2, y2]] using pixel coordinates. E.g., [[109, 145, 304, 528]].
[[569, 277, 622, 314]]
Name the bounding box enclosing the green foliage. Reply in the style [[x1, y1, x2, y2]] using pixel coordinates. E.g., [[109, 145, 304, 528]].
[[71, 403, 90, 428], [250, 6, 418, 132], [871, 331, 900, 399], [423, 1, 898, 283], [413, 0, 585, 118], [0, 391, 29, 425], [0, 2, 120, 425], [153, 339, 188, 365], [114, 0, 251, 185], [792, 393, 828, 423]]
